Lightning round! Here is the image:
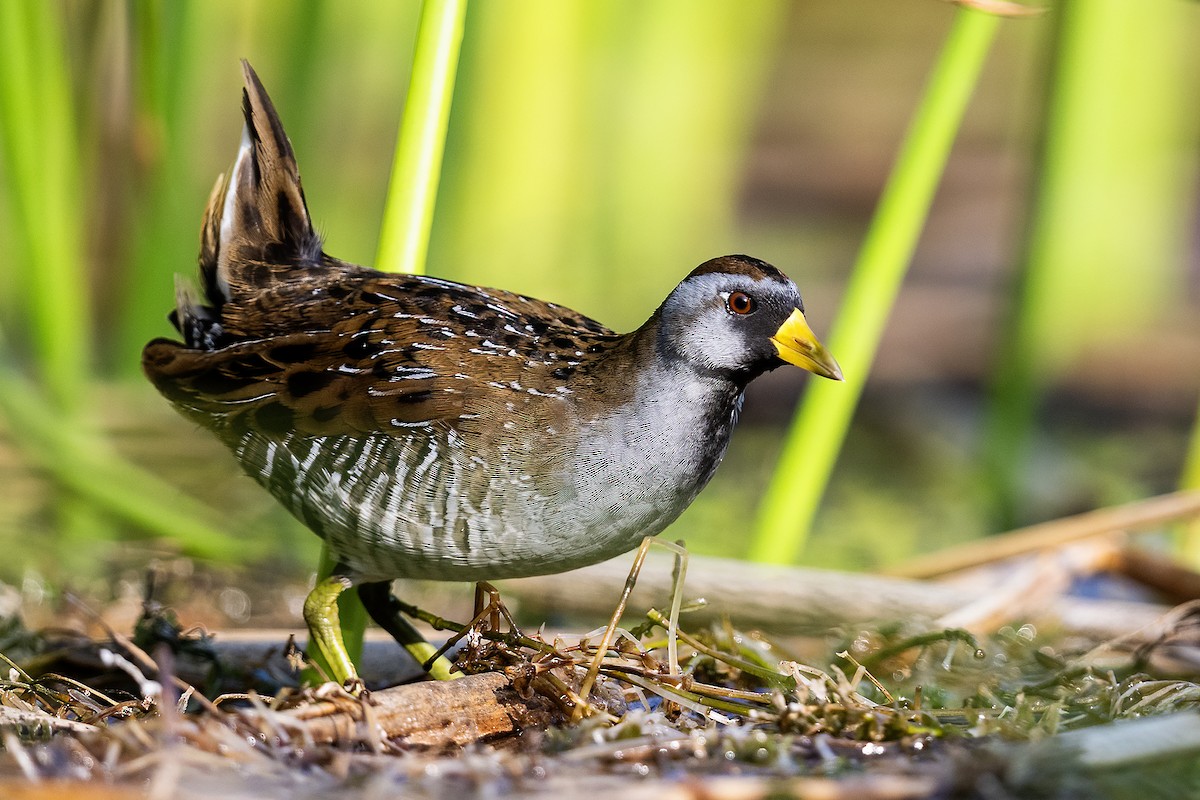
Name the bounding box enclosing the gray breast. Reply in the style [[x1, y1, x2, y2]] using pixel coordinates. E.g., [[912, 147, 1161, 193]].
[[228, 370, 741, 583], [560, 372, 741, 550]]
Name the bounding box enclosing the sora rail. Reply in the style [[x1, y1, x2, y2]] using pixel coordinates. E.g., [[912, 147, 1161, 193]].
[[143, 62, 843, 687]]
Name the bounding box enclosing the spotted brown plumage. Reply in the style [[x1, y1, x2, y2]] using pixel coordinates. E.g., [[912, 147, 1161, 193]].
[[142, 62, 842, 688]]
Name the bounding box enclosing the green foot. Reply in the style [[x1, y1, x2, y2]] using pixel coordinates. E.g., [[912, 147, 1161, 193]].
[[303, 575, 359, 688]]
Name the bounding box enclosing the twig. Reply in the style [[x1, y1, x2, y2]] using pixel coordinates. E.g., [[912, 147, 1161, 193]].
[[644, 608, 793, 689], [574, 536, 655, 720], [278, 671, 553, 747], [507, 552, 1172, 642], [887, 490, 1200, 579]]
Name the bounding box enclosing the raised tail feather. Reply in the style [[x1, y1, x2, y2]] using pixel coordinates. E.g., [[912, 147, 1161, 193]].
[[175, 60, 324, 349]]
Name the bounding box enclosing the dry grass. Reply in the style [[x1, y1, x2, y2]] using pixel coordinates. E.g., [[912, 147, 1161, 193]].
[[2, 563, 1200, 799]]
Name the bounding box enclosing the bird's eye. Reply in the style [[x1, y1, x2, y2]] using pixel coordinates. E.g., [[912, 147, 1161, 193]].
[[727, 291, 756, 315]]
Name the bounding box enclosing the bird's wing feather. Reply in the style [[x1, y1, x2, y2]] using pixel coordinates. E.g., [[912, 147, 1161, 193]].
[[143, 272, 616, 438]]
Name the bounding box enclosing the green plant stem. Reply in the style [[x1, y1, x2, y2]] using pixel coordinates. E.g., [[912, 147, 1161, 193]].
[[374, 0, 468, 275], [1186, 405, 1200, 494], [0, 0, 91, 410], [118, 2, 208, 376], [1180, 398, 1200, 567], [0, 1, 119, 558], [609, 668, 773, 720], [645, 608, 793, 690], [749, 7, 1001, 564], [983, 0, 1199, 530]]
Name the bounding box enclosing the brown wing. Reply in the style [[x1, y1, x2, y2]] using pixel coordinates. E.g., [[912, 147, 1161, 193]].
[[145, 63, 622, 443], [143, 271, 618, 440]]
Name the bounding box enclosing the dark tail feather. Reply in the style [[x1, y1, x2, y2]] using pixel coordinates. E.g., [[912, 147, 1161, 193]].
[[197, 60, 324, 310], [198, 170, 230, 309]]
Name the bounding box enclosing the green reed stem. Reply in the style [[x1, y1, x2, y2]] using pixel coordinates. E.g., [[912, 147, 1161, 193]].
[[1179, 400, 1200, 566], [0, 0, 91, 410], [984, 0, 1197, 531], [749, 7, 1001, 564], [0, 1, 114, 559], [117, 1, 204, 376], [374, 0, 468, 275]]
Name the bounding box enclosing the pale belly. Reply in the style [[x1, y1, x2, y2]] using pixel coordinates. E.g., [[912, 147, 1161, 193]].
[[229, 391, 736, 583]]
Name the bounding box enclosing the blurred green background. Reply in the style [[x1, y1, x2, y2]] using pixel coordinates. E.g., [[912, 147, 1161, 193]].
[[1, 0, 1198, 617]]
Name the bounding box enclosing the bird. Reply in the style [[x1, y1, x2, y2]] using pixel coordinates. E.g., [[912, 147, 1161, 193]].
[[142, 61, 843, 689]]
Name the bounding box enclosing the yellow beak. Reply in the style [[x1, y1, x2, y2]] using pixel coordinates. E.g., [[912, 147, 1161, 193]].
[[770, 309, 843, 381]]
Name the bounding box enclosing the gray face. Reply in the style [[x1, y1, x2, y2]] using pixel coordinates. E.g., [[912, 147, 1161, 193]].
[[656, 270, 804, 380]]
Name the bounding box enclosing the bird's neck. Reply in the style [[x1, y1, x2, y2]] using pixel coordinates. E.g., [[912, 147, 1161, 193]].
[[597, 316, 746, 442]]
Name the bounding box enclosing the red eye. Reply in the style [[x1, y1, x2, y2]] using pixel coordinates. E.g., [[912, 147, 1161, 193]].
[[727, 291, 756, 315]]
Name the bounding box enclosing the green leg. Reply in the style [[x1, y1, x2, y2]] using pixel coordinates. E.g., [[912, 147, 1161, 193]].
[[357, 581, 461, 681], [302, 574, 359, 688]]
